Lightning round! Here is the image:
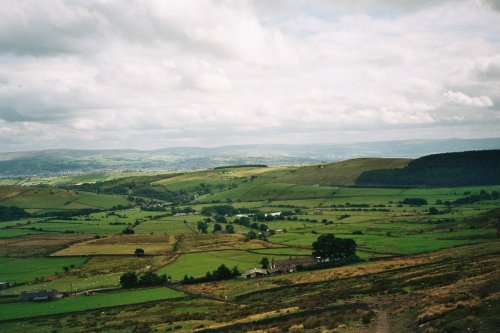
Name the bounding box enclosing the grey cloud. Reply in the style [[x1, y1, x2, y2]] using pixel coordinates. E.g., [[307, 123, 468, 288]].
[[0, 0, 499, 151], [0, 1, 109, 55]]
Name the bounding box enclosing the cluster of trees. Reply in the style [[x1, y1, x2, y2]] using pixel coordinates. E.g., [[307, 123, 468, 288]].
[[182, 264, 240, 284], [119, 271, 170, 288], [0, 205, 30, 222], [34, 207, 104, 219], [312, 234, 357, 261], [402, 198, 428, 206], [356, 150, 500, 187], [196, 221, 208, 233], [242, 224, 272, 241], [452, 190, 499, 205], [211, 223, 234, 233], [196, 220, 236, 234], [234, 217, 269, 232]]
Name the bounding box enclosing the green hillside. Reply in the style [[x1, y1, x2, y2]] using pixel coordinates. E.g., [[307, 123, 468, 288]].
[[0, 186, 130, 212]]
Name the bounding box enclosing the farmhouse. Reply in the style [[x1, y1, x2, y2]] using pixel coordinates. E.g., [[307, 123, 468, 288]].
[[0, 282, 9, 289], [17, 290, 64, 302], [270, 256, 317, 273], [265, 212, 282, 217], [241, 268, 269, 279]]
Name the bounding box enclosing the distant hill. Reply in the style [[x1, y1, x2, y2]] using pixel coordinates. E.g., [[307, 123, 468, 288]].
[[355, 150, 500, 187], [0, 138, 498, 177]]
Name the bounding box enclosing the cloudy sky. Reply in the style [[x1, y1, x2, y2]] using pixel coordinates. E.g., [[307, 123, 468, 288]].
[[0, 0, 499, 152]]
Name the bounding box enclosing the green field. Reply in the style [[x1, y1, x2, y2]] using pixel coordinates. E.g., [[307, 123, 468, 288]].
[[0, 186, 130, 212], [0, 287, 185, 321], [0, 159, 499, 332], [0, 257, 89, 284], [157, 249, 307, 280], [0, 272, 122, 296]]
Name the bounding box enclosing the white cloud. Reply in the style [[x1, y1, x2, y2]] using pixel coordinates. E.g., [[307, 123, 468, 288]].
[[443, 90, 494, 107], [0, 0, 499, 151]]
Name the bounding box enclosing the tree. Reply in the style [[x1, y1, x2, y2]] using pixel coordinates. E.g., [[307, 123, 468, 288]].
[[122, 228, 135, 234], [213, 264, 233, 280], [402, 198, 428, 206], [213, 223, 222, 233], [134, 248, 145, 256], [0, 205, 30, 221], [259, 223, 268, 232], [312, 234, 356, 260], [138, 271, 168, 286], [245, 230, 257, 241], [120, 271, 138, 288], [260, 257, 270, 269], [225, 224, 235, 234], [428, 207, 439, 215], [214, 215, 227, 223], [197, 221, 208, 234]]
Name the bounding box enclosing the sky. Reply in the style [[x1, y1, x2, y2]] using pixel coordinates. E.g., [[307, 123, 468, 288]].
[[0, 0, 499, 152]]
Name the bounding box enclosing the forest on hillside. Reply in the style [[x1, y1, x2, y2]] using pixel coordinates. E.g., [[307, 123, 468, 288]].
[[355, 150, 500, 187]]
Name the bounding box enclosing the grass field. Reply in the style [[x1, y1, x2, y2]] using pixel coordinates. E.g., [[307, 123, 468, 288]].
[[0, 162, 499, 332], [0, 272, 123, 296], [0, 228, 43, 238], [0, 256, 89, 284], [0, 287, 185, 321], [157, 249, 306, 280], [0, 186, 130, 212]]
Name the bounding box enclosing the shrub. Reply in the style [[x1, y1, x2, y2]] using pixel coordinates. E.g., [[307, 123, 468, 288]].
[[403, 198, 428, 206], [122, 228, 135, 234], [120, 272, 138, 288]]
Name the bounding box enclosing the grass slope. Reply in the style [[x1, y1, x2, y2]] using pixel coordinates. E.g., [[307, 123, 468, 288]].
[[0, 257, 89, 283], [0, 287, 185, 321], [274, 158, 411, 186]]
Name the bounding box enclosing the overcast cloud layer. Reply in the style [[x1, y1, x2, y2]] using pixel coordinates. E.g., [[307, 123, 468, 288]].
[[0, 0, 499, 151]]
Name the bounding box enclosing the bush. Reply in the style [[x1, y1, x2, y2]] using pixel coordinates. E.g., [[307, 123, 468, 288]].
[[428, 207, 439, 215], [403, 198, 428, 206], [303, 316, 321, 329], [120, 272, 138, 288], [122, 228, 135, 234]]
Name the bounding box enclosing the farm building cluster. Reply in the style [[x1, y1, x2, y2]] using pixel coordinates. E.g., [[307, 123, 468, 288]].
[[17, 290, 63, 302], [241, 256, 317, 279]]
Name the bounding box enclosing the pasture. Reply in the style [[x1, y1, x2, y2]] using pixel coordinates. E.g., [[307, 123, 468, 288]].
[[0, 256, 89, 284], [0, 161, 499, 332], [0, 186, 130, 212], [157, 249, 302, 280], [0, 287, 185, 321]]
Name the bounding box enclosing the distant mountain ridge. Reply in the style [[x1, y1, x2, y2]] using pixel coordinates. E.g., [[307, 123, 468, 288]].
[[0, 138, 499, 177]]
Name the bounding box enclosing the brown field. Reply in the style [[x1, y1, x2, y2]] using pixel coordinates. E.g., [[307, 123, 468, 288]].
[[0, 233, 93, 256], [176, 233, 284, 253], [70, 255, 176, 276], [51, 234, 174, 256], [181, 242, 500, 299]]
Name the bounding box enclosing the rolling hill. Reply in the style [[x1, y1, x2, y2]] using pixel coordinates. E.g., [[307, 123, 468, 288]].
[[0, 138, 498, 177]]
